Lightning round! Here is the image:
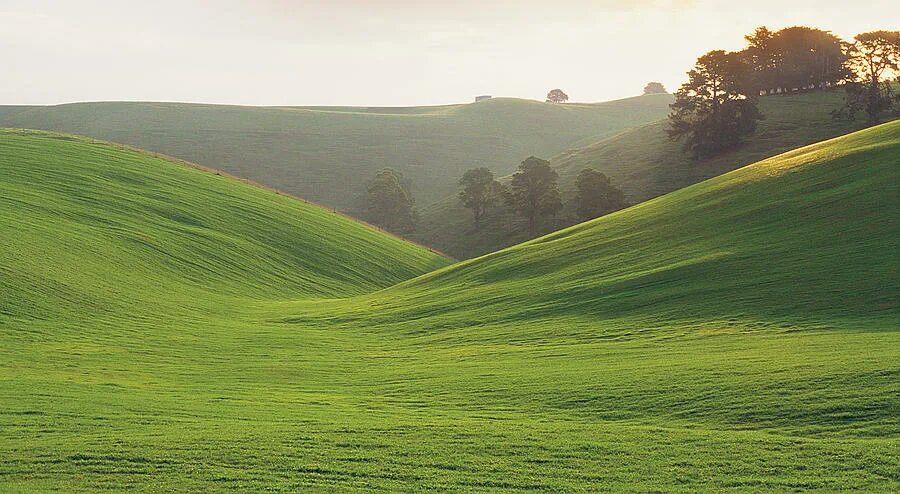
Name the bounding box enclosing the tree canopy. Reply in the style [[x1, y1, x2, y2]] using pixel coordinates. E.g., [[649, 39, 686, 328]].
[[742, 26, 846, 94], [835, 30, 900, 124], [365, 168, 416, 233], [507, 156, 563, 234], [546, 89, 569, 104], [574, 168, 626, 221], [668, 50, 763, 158], [458, 167, 505, 230], [643, 82, 667, 94]]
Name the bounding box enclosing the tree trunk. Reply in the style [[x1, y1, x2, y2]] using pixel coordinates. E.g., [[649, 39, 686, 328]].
[[868, 77, 880, 125]]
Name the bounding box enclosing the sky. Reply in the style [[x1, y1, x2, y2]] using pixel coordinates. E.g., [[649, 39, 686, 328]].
[[1, 0, 895, 106]]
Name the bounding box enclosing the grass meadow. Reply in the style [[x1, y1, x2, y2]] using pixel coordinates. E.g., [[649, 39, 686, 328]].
[[1, 122, 898, 491]]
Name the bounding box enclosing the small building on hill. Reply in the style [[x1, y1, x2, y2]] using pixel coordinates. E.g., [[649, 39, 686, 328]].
[[474, 95, 492, 102]]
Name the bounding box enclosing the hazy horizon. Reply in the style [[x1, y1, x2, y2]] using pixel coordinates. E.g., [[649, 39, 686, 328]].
[[2, 0, 894, 106]]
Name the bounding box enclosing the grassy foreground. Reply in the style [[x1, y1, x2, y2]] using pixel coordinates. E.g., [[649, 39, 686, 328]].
[[0, 95, 671, 211], [1, 123, 899, 491]]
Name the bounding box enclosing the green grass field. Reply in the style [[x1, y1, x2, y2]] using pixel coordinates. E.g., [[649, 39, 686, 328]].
[[416, 89, 891, 259], [1, 122, 898, 491], [0, 95, 672, 213]]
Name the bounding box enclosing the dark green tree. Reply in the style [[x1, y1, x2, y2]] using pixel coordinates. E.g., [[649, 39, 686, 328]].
[[458, 167, 505, 230], [643, 82, 667, 94], [507, 156, 562, 234], [835, 30, 900, 124], [574, 168, 626, 221], [365, 168, 416, 233], [668, 50, 763, 158]]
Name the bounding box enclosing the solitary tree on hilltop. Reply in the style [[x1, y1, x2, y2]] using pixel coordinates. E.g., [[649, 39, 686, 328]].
[[643, 82, 667, 94], [546, 89, 569, 103], [458, 167, 506, 230], [365, 168, 416, 233], [574, 168, 626, 221], [668, 50, 763, 158], [834, 30, 900, 124], [507, 156, 562, 234]]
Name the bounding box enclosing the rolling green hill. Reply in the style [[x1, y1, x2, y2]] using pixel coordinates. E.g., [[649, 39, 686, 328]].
[[417, 89, 888, 259], [0, 94, 672, 213], [2, 123, 898, 491], [0, 129, 449, 305]]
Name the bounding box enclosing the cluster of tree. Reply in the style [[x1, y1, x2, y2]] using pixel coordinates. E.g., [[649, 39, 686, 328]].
[[743, 26, 847, 94], [669, 27, 899, 158], [363, 157, 628, 237], [833, 31, 900, 124], [458, 157, 626, 234]]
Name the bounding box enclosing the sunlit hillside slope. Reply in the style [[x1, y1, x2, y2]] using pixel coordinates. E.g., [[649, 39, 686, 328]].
[[1, 123, 898, 492], [0, 129, 449, 306]]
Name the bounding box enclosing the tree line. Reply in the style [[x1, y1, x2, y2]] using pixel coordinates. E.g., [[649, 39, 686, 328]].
[[460, 158, 626, 234], [670, 27, 899, 158], [359, 158, 626, 236]]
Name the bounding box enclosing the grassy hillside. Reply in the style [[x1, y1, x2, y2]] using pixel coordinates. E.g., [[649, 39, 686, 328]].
[[0, 129, 449, 305], [2, 123, 898, 491], [1, 95, 672, 212], [417, 89, 887, 258], [0, 106, 34, 121]]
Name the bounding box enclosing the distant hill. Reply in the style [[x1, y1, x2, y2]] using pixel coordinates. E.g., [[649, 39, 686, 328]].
[[416, 88, 887, 258], [0, 95, 672, 212], [0, 105, 35, 121], [2, 123, 897, 491]]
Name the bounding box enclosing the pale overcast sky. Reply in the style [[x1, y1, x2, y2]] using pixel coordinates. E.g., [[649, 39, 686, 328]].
[[1, 0, 895, 106]]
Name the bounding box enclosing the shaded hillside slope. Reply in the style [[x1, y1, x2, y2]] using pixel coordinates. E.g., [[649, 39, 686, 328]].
[[1, 123, 898, 492], [1, 95, 672, 211], [417, 89, 886, 258]]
